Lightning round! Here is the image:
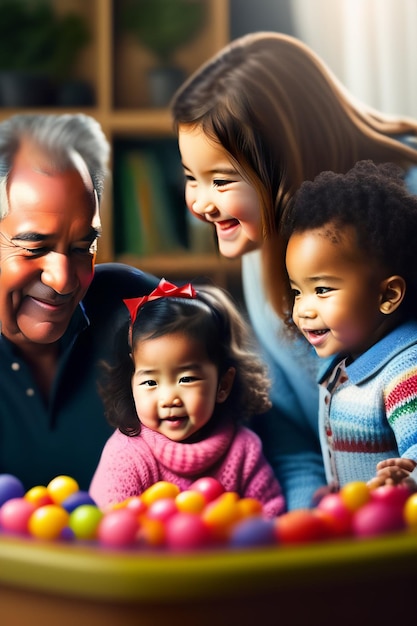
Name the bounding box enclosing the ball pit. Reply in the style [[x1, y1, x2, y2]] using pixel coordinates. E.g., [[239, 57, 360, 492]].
[[1, 474, 417, 625], [1, 474, 416, 549]]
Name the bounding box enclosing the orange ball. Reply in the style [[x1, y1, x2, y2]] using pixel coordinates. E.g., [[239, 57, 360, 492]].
[[25, 485, 54, 508], [201, 492, 241, 541]]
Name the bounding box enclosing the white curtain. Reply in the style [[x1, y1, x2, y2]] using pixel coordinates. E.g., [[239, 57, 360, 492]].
[[290, 0, 417, 118]]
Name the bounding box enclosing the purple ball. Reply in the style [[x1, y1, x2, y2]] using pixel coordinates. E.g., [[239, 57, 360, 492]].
[[229, 517, 277, 548], [61, 490, 96, 512], [0, 474, 25, 507]]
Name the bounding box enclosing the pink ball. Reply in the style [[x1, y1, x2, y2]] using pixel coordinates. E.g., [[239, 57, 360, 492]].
[[370, 484, 411, 508], [0, 497, 37, 534], [98, 508, 139, 548], [164, 512, 212, 550], [146, 497, 178, 522], [188, 477, 225, 503], [352, 500, 405, 537], [125, 496, 147, 516]]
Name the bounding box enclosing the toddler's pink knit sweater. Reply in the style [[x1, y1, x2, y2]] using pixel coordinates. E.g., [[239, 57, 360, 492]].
[[90, 418, 285, 517]]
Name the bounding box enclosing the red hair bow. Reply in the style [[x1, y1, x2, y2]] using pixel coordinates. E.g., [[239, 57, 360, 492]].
[[124, 278, 197, 326]]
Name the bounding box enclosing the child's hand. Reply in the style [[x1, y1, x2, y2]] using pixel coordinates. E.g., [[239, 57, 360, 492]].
[[367, 457, 417, 490]]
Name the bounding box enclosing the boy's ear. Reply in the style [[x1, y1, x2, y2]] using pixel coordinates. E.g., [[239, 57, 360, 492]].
[[379, 275, 406, 314], [216, 367, 236, 403]]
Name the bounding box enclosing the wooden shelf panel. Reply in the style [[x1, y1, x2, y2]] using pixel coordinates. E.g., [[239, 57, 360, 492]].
[[116, 253, 241, 277]]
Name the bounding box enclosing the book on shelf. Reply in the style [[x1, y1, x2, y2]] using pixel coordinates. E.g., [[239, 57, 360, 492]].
[[114, 145, 186, 257]]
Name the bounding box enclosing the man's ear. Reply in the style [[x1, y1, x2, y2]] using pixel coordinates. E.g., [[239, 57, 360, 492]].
[[216, 367, 236, 403], [379, 275, 406, 314]]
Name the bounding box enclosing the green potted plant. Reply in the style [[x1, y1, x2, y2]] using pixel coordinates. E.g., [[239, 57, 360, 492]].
[[0, 0, 91, 107], [120, 0, 207, 107]]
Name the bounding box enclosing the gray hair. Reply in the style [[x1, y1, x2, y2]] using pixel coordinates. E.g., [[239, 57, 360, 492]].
[[0, 113, 110, 218]]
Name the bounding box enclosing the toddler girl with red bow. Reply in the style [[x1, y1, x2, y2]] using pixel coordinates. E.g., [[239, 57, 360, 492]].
[[89, 278, 284, 517]]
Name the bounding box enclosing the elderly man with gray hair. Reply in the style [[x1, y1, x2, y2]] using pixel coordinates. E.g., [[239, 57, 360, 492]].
[[0, 113, 158, 490]]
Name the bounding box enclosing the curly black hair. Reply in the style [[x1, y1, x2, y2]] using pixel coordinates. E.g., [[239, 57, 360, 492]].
[[282, 160, 417, 325]]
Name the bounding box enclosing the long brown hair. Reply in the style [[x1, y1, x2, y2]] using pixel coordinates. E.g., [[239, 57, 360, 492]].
[[171, 32, 417, 318]]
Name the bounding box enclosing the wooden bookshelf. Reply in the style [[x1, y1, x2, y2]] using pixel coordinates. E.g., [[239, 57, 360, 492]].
[[0, 0, 239, 290]]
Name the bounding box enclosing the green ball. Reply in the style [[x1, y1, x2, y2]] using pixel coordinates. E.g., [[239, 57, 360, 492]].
[[69, 504, 103, 540]]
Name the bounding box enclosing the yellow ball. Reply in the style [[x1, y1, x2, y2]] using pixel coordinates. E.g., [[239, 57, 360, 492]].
[[404, 492, 417, 529], [175, 490, 206, 514], [340, 481, 371, 512], [28, 504, 69, 540], [47, 475, 79, 504], [141, 481, 180, 506]]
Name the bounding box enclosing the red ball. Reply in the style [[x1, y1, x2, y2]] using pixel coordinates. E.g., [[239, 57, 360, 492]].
[[316, 492, 353, 536], [275, 509, 329, 544]]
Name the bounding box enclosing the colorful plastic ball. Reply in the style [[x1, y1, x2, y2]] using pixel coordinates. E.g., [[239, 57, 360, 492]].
[[97, 508, 139, 548], [140, 481, 180, 507], [47, 475, 79, 505], [124, 496, 148, 516], [202, 492, 242, 541], [175, 490, 207, 514], [0, 474, 25, 507], [316, 492, 352, 536], [69, 504, 104, 540], [164, 512, 212, 550], [229, 517, 276, 548], [275, 509, 329, 545], [236, 497, 263, 518], [189, 477, 225, 503], [28, 504, 70, 540], [60, 526, 76, 542], [370, 483, 411, 508], [146, 497, 178, 522], [404, 492, 417, 529], [340, 481, 371, 512], [312, 509, 347, 539], [136, 518, 166, 547], [352, 500, 405, 538], [0, 497, 37, 534], [25, 485, 54, 508], [62, 490, 96, 513]]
